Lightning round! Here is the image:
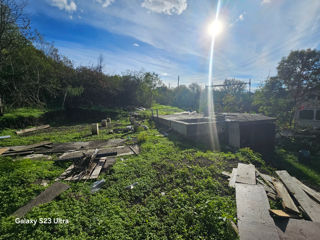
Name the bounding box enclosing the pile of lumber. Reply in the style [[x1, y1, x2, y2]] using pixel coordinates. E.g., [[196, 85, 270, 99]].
[[16, 125, 50, 135], [56, 144, 139, 181], [224, 163, 320, 240]]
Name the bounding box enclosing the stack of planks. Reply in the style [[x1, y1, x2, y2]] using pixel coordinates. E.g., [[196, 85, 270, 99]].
[[224, 163, 320, 240], [56, 145, 139, 181]]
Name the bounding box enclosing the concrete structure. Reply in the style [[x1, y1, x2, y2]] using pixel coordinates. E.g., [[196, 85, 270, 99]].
[[156, 112, 275, 153]]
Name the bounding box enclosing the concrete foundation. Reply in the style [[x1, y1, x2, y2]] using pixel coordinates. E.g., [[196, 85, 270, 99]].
[[156, 112, 275, 153]]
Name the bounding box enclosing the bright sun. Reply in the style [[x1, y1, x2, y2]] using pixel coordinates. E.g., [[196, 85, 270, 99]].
[[208, 20, 223, 37]]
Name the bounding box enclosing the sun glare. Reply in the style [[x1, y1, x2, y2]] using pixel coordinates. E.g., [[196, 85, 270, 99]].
[[208, 20, 223, 37]]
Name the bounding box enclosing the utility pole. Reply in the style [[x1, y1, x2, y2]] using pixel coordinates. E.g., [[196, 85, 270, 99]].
[[177, 75, 180, 88], [249, 79, 251, 94]]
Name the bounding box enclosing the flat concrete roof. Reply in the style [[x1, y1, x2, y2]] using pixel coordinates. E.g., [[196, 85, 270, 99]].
[[158, 112, 275, 123]]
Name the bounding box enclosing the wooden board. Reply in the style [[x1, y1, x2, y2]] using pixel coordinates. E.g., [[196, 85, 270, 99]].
[[102, 157, 116, 170], [89, 157, 106, 179], [0, 147, 9, 155], [228, 168, 237, 188], [9, 141, 52, 152], [16, 125, 50, 135], [272, 178, 299, 214], [221, 171, 231, 178], [276, 170, 320, 222], [292, 177, 320, 204], [12, 182, 69, 217], [236, 183, 279, 240], [257, 178, 276, 195], [269, 209, 299, 218], [81, 163, 98, 180], [55, 164, 75, 181], [256, 170, 276, 191], [275, 218, 320, 240], [236, 163, 256, 185]]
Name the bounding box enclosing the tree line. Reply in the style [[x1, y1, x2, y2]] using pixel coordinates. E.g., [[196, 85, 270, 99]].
[[1, 0, 319, 127]]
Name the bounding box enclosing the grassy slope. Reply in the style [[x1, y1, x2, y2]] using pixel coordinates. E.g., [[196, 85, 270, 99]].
[[0, 104, 317, 239]]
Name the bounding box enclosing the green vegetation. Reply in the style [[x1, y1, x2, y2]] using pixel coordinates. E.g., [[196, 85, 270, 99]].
[[0, 106, 279, 239]]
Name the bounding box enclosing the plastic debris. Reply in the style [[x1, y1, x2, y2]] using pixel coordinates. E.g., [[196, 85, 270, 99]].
[[0, 135, 11, 139], [161, 192, 165, 196], [126, 182, 138, 190], [91, 179, 106, 193]]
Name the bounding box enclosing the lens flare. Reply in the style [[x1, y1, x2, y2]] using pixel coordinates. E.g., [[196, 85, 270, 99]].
[[207, 0, 222, 150]]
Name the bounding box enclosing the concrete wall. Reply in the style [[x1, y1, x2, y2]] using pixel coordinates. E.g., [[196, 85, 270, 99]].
[[227, 122, 240, 148]]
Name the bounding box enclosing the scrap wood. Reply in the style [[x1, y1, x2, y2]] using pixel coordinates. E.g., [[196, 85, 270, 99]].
[[256, 170, 276, 191], [89, 157, 107, 179], [102, 157, 116, 171], [292, 176, 320, 204], [236, 183, 280, 240], [0, 147, 9, 155], [276, 170, 320, 222], [272, 178, 300, 214], [267, 192, 277, 200], [8, 141, 52, 153], [257, 178, 276, 195], [2, 150, 34, 156], [12, 182, 69, 217], [275, 218, 320, 240], [55, 164, 75, 181], [222, 171, 231, 178], [269, 209, 300, 218], [236, 163, 256, 185], [16, 124, 50, 135], [228, 168, 237, 188], [129, 144, 139, 155]]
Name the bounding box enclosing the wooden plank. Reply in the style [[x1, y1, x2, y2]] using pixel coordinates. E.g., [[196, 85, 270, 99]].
[[267, 192, 277, 200], [269, 209, 299, 218], [292, 177, 320, 204], [55, 164, 74, 181], [129, 145, 139, 155], [81, 163, 98, 180], [257, 178, 276, 195], [16, 125, 50, 135], [272, 178, 300, 214], [276, 170, 320, 222], [102, 157, 116, 170], [0, 147, 9, 155], [256, 170, 276, 191], [275, 218, 320, 240], [228, 168, 237, 188], [12, 182, 69, 217], [236, 183, 279, 240], [9, 141, 52, 152], [236, 163, 256, 185], [89, 157, 106, 179], [221, 171, 231, 178], [2, 150, 34, 156]]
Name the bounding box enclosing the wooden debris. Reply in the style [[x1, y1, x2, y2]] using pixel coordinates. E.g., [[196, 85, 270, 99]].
[[9, 141, 52, 152], [229, 168, 237, 188], [55, 164, 75, 181], [236, 183, 280, 240], [12, 182, 69, 217], [2, 150, 34, 156], [269, 209, 300, 218], [236, 163, 256, 185], [275, 218, 320, 240], [91, 123, 99, 135], [229, 220, 238, 235], [272, 178, 300, 214], [0, 147, 9, 155], [222, 171, 231, 178], [102, 157, 116, 171], [129, 145, 139, 155], [16, 125, 50, 135], [276, 170, 320, 222], [257, 178, 276, 195], [256, 170, 276, 191], [267, 192, 277, 200], [292, 177, 320, 204], [89, 157, 106, 179]]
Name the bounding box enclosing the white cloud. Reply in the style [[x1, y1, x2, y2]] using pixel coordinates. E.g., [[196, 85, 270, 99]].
[[50, 0, 77, 12], [141, 0, 187, 15], [261, 0, 271, 4], [133, 43, 140, 47], [96, 0, 115, 8]]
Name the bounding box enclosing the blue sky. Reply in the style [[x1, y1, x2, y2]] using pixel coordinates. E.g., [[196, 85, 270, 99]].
[[26, 0, 320, 88]]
